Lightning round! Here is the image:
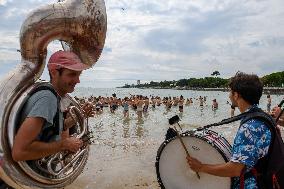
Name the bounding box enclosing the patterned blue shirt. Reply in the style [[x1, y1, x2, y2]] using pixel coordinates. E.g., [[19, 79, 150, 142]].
[[230, 115, 271, 189]]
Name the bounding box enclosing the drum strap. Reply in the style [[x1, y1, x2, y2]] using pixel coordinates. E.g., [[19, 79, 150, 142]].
[[195, 107, 261, 131]]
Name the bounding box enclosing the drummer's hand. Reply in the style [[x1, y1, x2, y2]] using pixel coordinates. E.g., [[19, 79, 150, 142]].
[[187, 156, 203, 172]]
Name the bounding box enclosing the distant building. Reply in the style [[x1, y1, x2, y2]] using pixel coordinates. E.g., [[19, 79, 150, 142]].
[[137, 80, 140, 85]]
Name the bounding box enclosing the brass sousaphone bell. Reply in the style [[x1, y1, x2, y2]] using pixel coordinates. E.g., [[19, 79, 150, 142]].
[[0, 0, 107, 188]]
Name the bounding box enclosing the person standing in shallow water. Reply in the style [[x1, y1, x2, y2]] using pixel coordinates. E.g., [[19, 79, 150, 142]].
[[151, 96, 156, 109], [143, 97, 149, 113], [187, 72, 272, 189], [199, 96, 204, 107], [137, 95, 144, 119], [267, 94, 272, 113], [122, 97, 130, 118], [179, 95, 184, 112], [212, 99, 218, 110]]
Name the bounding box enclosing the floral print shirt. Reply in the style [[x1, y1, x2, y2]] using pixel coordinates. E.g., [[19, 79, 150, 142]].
[[230, 114, 271, 189]]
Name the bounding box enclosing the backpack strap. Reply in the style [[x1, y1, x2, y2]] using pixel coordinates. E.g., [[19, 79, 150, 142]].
[[29, 84, 61, 142], [240, 107, 276, 127], [240, 168, 246, 189]]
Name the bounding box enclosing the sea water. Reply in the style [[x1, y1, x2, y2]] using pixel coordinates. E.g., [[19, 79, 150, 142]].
[[66, 88, 283, 189]]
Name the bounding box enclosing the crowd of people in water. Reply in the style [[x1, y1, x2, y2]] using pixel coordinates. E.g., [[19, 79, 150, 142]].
[[73, 93, 254, 120], [73, 93, 275, 120]]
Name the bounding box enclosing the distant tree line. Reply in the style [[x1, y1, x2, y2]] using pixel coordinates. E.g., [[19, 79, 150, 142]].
[[262, 71, 284, 87], [121, 71, 284, 89]]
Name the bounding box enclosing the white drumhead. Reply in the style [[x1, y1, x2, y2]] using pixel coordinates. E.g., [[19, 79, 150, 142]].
[[158, 135, 231, 189]]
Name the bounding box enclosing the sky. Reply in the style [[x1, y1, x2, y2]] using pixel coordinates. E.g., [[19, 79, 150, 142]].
[[0, 0, 284, 88]]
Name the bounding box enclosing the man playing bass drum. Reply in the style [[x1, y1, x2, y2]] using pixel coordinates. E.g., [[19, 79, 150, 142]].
[[187, 72, 283, 189]]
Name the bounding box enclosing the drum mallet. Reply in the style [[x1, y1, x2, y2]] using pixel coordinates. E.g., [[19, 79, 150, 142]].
[[169, 115, 201, 179]]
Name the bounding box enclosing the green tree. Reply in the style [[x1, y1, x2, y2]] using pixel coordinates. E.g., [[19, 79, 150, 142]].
[[262, 71, 284, 87], [211, 71, 220, 77]]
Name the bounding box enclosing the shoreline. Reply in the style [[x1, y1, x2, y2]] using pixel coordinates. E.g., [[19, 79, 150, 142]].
[[118, 87, 284, 95]]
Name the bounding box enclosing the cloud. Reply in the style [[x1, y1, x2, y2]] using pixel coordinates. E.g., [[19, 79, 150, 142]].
[[0, 0, 11, 6], [1, 0, 284, 87]]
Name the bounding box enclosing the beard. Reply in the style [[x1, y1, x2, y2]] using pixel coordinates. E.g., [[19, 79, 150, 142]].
[[230, 100, 237, 108], [66, 84, 75, 93]]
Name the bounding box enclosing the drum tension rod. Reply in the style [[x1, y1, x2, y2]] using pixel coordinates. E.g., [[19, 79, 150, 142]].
[[169, 115, 201, 179]]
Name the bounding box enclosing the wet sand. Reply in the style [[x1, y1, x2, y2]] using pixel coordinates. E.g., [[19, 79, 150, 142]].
[[66, 143, 161, 189]]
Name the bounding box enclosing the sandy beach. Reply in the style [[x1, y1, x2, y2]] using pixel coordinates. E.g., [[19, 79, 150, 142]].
[[66, 144, 160, 189]]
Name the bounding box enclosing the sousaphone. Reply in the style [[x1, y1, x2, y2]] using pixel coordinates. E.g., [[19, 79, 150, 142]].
[[0, 0, 107, 188]]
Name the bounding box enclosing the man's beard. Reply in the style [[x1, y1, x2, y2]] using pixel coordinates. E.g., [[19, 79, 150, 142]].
[[231, 101, 237, 108]]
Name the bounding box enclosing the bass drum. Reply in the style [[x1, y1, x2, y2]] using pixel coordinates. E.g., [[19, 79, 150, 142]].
[[156, 130, 232, 189]]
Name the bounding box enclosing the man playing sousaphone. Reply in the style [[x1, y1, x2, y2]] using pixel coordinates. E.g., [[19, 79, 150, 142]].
[[187, 72, 284, 189], [12, 51, 94, 161]]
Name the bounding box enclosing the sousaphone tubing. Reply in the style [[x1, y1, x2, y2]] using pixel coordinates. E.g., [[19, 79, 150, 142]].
[[0, 0, 107, 188]]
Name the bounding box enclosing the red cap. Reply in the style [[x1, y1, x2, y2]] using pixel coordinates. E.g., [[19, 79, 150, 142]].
[[47, 51, 91, 71]]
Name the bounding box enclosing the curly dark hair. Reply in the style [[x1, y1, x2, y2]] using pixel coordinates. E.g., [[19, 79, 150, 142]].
[[228, 72, 263, 105]]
